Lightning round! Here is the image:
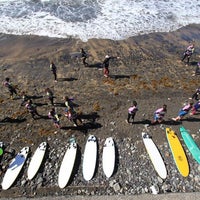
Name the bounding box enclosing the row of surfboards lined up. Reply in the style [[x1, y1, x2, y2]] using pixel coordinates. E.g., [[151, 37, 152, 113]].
[[1, 135, 115, 190], [143, 126, 200, 180], [1, 125, 199, 191]]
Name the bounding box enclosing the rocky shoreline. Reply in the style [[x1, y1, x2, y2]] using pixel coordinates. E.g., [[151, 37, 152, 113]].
[[1, 129, 200, 198], [1, 24, 200, 198]]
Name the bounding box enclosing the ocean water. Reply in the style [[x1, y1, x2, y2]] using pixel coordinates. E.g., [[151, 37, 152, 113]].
[[0, 0, 199, 41]]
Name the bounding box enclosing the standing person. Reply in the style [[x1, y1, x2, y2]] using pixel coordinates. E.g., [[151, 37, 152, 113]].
[[45, 88, 54, 106], [102, 55, 120, 77], [80, 48, 88, 66], [125, 100, 138, 124], [151, 104, 167, 124], [172, 102, 193, 121], [181, 43, 195, 64], [3, 77, 18, 99], [50, 61, 57, 82], [191, 87, 200, 101], [48, 108, 60, 129], [25, 99, 41, 119]]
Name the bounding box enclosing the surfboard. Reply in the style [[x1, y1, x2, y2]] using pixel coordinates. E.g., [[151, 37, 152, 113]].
[[58, 137, 77, 188], [166, 128, 189, 177], [1, 146, 29, 190], [180, 126, 200, 164], [82, 135, 97, 181], [0, 141, 4, 156], [142, 132, 167, 179], [102, 137, 116, 178], [27, 142, 47, 180]]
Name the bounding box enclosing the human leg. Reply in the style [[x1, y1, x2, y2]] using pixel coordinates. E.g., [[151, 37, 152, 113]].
[[126, 113, 131, 123], [53, 72, 57, 81], [104, 67, 109, 77]]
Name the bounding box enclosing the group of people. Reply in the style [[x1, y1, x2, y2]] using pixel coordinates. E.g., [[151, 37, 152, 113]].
[[2, 43, 199, 129], [50, 48, 121, 81], [125, 87, 200, 125], [2, 77, 83, 129]]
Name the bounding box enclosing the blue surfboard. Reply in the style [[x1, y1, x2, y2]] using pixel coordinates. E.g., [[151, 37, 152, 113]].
[[180, 126, 200, 164]]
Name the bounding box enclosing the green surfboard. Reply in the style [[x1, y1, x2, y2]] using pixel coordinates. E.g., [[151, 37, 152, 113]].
[[180, 126, 200, 164], [0, 148, 3, 156]]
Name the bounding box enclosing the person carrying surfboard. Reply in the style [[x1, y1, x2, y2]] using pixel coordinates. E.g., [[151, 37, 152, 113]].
[[80, 48, 89, 66], [102, 55, 120, 77], [48, 108, 60, 129], [3, 77, 18, 100], [181, 42, 195, 64], [49, 61, 57, 82], [151, 104, 167, 124], [125, 100, 138, 124], [172, 102, 193, 121]]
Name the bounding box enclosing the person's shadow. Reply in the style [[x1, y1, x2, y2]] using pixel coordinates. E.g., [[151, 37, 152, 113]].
[[79, 112, 100, 122], [57, 77, 78, 82], [0, 117, 26, 124], [109, 75, 130, 79], [85, 62, 103, 69]]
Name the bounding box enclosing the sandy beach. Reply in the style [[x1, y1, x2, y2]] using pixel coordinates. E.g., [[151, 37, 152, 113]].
[[0, 24, 200, 198]]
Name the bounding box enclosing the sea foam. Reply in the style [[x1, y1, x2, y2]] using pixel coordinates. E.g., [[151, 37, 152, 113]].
[[0, 0, 199, 41]]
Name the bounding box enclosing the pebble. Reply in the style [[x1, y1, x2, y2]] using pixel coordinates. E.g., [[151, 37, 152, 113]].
[[0, 136, 200, 197]]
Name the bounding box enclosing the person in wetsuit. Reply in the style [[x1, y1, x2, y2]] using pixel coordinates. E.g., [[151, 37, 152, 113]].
[[102, 55, 120, 77], [80, 48, 89, 66], [3, 77, 18, 99], [181, 43, 195, 64]]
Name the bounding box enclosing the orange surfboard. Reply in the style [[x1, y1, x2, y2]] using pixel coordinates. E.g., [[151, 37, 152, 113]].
[[166, 128, 189, 177]]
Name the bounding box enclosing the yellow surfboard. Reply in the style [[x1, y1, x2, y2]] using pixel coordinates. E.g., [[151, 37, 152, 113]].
[[166, 128, 189, 177]]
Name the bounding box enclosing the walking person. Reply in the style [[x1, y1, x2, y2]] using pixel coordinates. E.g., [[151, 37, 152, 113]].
[[50, 61, 57, 82], [48, 108, 60, 129], [45, 88, 54, 106], [190, 100, 200, 116], [64, 108, 82, 127], [102, 55, 120, 77], [125, 100, 138, 124], [172, 102, 193, 121], [181, 43, 195, 64], [80, 48, 88, 66], [25, 99, 41, 119], [3, 77, 18, 99], [63, 96, 74, 111], [191, 87, 200, 101], [20, 91, 29, 106], [151, 104, 167, 124]]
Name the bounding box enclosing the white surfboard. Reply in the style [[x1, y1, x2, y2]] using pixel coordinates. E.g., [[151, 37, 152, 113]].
[[82, 135, 97, 181], [142, 132, 167, 179], [102, 137, 115, 178], [27, 142, 47, 180], [58, 138, 77, 188], [1, 146, 30, 190]]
